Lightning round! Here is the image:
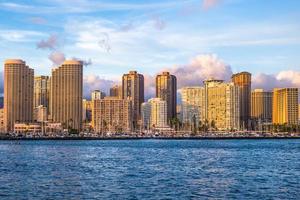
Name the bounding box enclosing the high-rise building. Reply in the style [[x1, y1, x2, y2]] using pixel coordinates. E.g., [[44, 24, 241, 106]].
[[50, 60, 83, 131], [204, 79, 240, 130], [91, 90, 106, 101], [232, 72, 251, 129], [156, 72, 177, 122], [34, 76, 50, 109], [180, 87, 205, 125], [92, 97, 132, 133], [272, 88, 298, 125], [251, 89, 273, 123], [122, 71, 144, 128], [141, 102, 151, 130], [110, 85, 122, 99], [4, 59, 34, 132]]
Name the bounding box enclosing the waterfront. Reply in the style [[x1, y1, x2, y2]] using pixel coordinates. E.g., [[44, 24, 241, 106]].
[[0, 140, 299, 199]]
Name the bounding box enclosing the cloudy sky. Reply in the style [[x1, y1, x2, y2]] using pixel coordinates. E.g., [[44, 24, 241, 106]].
[[0, 0, 300, 98]]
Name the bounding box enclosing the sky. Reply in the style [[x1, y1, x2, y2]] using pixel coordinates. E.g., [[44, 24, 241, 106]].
[[0, 0, 300, 99]]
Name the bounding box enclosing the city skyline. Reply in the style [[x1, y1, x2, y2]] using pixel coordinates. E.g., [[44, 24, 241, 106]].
[[0, 0, 300, 98]]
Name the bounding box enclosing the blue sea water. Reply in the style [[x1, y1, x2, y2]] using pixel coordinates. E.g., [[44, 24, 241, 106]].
[[0, 139, 299, 199]]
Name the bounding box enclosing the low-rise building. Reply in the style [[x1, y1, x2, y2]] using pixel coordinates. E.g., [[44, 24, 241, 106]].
[[92, 97, 132, 133], [14, 123, 42, 133]]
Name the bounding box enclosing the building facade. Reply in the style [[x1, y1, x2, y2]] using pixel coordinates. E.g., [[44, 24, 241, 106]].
[[232, 72, 251, 129], [204, 79, 240, 131], [148, 98, 168, 129], [122, 71, 144, 129], [92, 97, 132, 133], [180, 87, 205, 126], [251, 89, 273, 124], [34, 76, 50, 109], [156, 72, 177, 122], [4, 59, 34, 132], [50, 60, 83, 131], [272, 88, 299, 125]]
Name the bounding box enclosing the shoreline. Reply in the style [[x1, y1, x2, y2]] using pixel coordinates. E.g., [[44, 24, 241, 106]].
[[1, 136, 300, 140]]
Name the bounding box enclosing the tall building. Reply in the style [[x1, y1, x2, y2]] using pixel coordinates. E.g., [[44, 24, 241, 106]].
[[4, 59, 34, 132], [50, 60, 83, 131], [272, 88, 298, 125], [110, 85, 122, 98], [204, 79, 240, 130], [34, 76, 50, 109], [156, 72, 177, 122], [232, 72, 251, 129], [180, 87, 205, 125], [122, 71, 144, 128], [251, 89, 273, 123], [91, 90, 106, 101], [92, 97, 132, 133], [141, 102, 151, 130]]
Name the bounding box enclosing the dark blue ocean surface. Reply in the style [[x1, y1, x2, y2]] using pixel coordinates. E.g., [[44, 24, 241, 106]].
[[0, 139, 299, 199]]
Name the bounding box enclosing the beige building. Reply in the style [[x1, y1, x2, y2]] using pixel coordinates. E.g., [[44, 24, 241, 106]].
[[122, 71, 144, 129], [156, 72, 177, 122], [34, 76, 50, 109], [50, 60, 83, 131], [110, 85, 122, 98], [204, 79, 240, 130], [180, 87, 205, 125], [232, 72, 251, 129], [4, 59, 34, 132], [251, 89, 273, 123], [272, 88, 298, 125], [14, 123, 42, 133], [92, 97, 132, 133]]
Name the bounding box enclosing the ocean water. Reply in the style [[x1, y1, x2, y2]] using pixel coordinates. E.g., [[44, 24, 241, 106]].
[[0, 139, 299, 199]]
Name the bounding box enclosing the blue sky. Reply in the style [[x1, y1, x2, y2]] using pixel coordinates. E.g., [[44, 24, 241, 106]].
[[0, 0, 300, 97]]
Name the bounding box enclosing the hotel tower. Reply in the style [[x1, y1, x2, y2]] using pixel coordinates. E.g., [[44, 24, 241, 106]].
[[50, 60, 83, 131], [232, 72, 251, 129], [272, 88, 298, 125], [4, 59, 34, 132], [156, 72, 177, 122], [122, 71, 144, 129]]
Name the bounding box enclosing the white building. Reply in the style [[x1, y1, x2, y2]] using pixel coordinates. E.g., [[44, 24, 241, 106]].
[[91, 90, 106, 101], [142, 98, 168, 129], [180, 87, 205, 126], [141, 102, 151, 130]]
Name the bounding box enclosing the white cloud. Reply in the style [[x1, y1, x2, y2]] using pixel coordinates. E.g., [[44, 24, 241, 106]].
[[83, 75, 117, 98], [48, 51, 65, 66], [0, 30, 45, 42], [167, 54, 232, 87]]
